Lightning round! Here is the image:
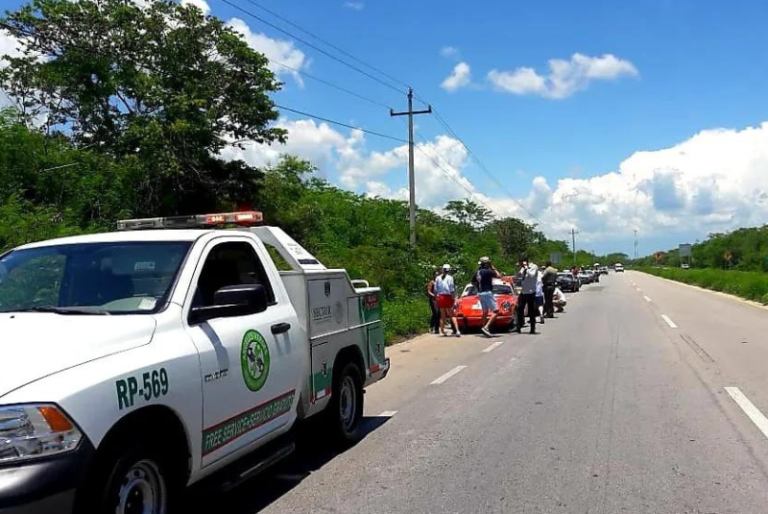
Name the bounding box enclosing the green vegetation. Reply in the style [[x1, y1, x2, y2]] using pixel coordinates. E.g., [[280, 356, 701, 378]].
[[633, 226, 768, 271], [0, 0, 578, 343], [638, 267, 768, 305]]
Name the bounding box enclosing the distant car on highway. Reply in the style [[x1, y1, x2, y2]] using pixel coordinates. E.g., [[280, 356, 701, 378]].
[[681, 263, 690, 269], [557, 272, 580, 292], [615, 263, 625, 272], [578, 271, 592, 284], [600, 266, 609, 275], [454, 280, 517, 332]]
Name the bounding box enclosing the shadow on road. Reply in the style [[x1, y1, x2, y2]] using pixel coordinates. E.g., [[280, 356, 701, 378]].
[[186, 415, 392, 513]]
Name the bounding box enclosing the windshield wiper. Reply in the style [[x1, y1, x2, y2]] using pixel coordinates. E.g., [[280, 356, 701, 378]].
[[7, 306, 111, 315]]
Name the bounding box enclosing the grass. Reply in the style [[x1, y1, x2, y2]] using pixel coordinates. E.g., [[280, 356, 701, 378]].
[[382, 296, 431, 345], [638, 267, 768, 304]]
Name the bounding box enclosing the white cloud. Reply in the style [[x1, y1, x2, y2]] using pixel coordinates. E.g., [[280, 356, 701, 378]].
[[0, 30, 24, 70], [181, 0, 210, 14], [226, 18, 307, 85], [514, 122, 768, 244], [441, 62, 471, 92], [440, 46, 459, 59], [488, 53, 638, 99], [221, 113, 768, 250], [344, 2, 364, 10]]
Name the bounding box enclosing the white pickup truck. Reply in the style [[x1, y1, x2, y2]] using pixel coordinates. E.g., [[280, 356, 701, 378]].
[[0, 211, 389, 514]]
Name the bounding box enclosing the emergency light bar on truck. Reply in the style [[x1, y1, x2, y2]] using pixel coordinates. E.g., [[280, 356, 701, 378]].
[[117, 211, 263, 231]]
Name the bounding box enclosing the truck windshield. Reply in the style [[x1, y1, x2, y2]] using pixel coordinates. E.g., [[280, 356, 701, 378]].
[[0, 241, 191, 314]]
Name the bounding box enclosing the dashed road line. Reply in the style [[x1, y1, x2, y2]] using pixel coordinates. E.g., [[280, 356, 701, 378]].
[[725, 387, 768, 441], [661, 314, 678, 328], [378, 410, 398, 417], [431, 365, 467, 385], [643, 295, 652, 302], [482, 341, 504, 353]]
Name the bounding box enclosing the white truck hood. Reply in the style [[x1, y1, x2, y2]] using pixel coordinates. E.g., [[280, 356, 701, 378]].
[[0, 313, 156, 398]]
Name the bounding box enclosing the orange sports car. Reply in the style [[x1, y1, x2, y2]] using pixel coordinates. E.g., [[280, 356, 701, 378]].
[[454, 279, 517, 331]]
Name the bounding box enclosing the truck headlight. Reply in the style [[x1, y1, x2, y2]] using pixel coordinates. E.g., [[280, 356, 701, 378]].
[[0, 404, 82, 464]]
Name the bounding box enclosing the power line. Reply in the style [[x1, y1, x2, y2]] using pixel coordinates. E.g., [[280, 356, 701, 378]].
[[429, 106, 547, 227], [269, 58, 393, 110], [274, 104, 406, 143], [217, 0, 405, 95], [231, 0, 412, 92]]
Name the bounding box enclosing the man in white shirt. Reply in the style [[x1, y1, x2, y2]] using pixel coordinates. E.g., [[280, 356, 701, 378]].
[[515, 258, 539, 334], [553, 287, 567, 312], [434, 264, 460, 337]]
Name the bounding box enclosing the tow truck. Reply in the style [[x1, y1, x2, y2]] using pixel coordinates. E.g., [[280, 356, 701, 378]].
[[0, 211, 389, 514]]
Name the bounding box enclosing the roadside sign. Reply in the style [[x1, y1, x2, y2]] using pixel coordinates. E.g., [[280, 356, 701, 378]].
[[724, 251, 732, 262], [550, 252, 561, 264], [679, 244, 692, 258], [654, 252, 663, 263]]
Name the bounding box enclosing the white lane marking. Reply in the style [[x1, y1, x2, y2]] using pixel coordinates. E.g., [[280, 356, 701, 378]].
[[482, 341, 504, 353], [643, 295, 652, 302], [725, 387, 768, 440], [378, 410, 398, 417], [431, 365, 467, 385], [661, 314, 678, 328]]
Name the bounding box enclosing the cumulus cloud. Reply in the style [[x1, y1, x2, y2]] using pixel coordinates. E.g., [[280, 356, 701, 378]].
[[181, 0, 210, 14], [487, 53, 638, 99], [227, 18, 308, 85], [220, 112, 768, 248], [517, 122, 768, 244], [344, 2, 364, 10], [0, 30, 24, 69], [441, 62, 471, 92], [441, 46, 459, 59]]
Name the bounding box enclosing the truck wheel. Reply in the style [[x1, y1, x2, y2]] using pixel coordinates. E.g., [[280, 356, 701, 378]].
[[78, 440, 181, 514], [327, 360, 364, 445]]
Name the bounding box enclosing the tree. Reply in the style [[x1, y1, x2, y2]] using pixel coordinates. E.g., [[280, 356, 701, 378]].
[[488, 217, 536, 259], [1, 0, 284, 215], [444, 199, 493, 227]]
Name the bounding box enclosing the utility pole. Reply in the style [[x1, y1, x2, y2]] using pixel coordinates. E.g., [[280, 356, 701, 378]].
[[634, 229, 638, 260], [391, 88, 431, 249], [571, 228, 576, 265]]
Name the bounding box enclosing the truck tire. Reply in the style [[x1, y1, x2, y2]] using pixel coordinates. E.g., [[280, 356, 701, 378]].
[[78, 439, 182, 514], [326, 360, 364, 446]]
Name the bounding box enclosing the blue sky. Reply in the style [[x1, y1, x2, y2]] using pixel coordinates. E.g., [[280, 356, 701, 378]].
[[4, 0, 768, 255]]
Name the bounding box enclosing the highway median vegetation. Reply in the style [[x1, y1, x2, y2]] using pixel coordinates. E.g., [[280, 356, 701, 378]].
[[638, 267, 768, 305]]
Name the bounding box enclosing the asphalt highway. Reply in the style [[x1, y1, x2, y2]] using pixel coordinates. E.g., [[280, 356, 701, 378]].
[[204, 270, 768, 513]]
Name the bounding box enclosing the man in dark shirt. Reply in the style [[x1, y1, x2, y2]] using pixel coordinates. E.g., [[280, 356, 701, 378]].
[[542, 261, 558, 318], [477, 256, 500, 337]]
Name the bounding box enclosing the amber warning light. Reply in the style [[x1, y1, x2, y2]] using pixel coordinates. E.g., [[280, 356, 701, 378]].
[[117, 211, 264, 231]]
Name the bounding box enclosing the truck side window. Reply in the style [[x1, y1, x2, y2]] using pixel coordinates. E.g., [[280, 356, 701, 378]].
[[194, 242, 276, 308]]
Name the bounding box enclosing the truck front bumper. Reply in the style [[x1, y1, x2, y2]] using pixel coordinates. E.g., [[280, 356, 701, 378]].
[[366, 357, 390, 386], [0, 440, 94, 514]]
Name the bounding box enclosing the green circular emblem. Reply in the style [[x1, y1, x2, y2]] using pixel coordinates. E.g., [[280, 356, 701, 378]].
[[241, 330, 270, 392]]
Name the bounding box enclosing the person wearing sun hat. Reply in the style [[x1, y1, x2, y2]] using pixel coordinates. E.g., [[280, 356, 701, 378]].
[[434, 263, 460, 337]]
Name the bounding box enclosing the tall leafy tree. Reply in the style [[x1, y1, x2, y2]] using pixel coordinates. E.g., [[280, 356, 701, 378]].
[[1, 0, 284, 215]]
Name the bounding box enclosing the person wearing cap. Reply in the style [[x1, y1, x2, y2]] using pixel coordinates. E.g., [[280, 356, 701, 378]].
[[434, 264, 460, 337], [476, 256, 501, 337]]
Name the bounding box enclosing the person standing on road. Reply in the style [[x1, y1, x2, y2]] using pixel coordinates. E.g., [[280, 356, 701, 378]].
[[542, 261, 558, 318], [435, 264, 460, 338], [515, 258, 539, 334], [427, 270, 440, 334], [476, 256, 501, 338], [535, 272, 545, 324]]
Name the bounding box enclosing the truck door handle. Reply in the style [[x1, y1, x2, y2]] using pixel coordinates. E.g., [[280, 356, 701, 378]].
[[271, 322, 291, 335]]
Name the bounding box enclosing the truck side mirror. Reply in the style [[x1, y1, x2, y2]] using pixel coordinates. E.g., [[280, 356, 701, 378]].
[[189, 284, 268, 324]]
